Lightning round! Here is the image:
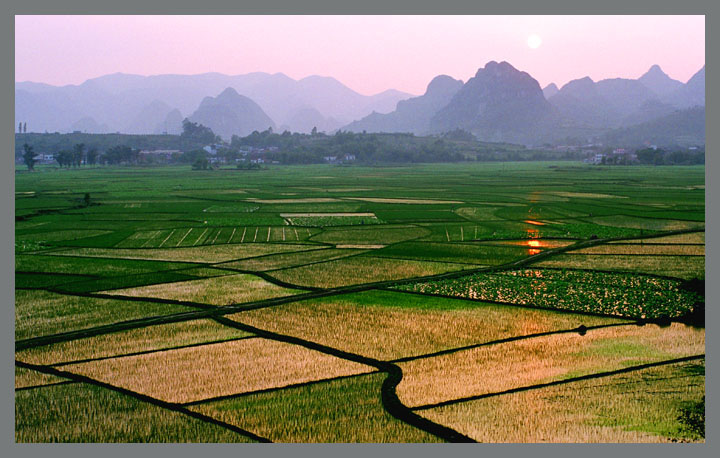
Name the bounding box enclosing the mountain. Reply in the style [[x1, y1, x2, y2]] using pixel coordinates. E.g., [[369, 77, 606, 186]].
[[621, 99, 679, 127], [282, 107, 342, 134], [343, 75, 463, 134], [602, 106, 705, 147], [542, 83, 559, 99], [15, 72, 413, 134], [69, 116, 110, 134], [123, 100, 176, 134], [187, 87, 276, 140], [155, 109, 184, 135], [549, 76, 660, 130], [430, 61, 553, 144], [638, 65, 684, 97], [664, 66, 705, 108], [549, 77, 616, 128]]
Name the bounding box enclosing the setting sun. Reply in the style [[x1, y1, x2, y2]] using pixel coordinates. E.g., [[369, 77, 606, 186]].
[[527, 34, 542, 49]]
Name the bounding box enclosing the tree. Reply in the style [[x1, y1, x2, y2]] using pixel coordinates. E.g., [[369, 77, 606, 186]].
[[86, 148, 99, 166], [83, 193, 91, 207], [22, 143, 36, 171], [72, 143, 85, 167], [23, 122, 27, 133], [18, 122, 22, 134], [180, 119, 218, 144], [311, 126, 318, 136], [56, 150, 73, 167], [103, 145, 138, 165], [191, 157, 209, 170]]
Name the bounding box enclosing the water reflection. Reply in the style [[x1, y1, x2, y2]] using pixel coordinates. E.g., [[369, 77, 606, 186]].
[[526, 228, 541, 255]]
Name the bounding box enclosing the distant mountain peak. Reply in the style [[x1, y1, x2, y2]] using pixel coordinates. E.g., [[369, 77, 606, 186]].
[[543, 83, 559, 99], [431, 61, 551, 144], [478, 60, 518, 77], [217, 87, 241, 98], [426, 75, 464, 95], [639, 64, 684, 97]]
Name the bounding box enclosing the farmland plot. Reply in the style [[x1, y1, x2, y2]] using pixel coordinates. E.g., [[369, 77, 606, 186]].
[[15, 162, 705, 443]]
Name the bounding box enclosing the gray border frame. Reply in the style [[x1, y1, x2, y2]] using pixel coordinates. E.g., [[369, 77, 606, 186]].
[[2, 2, 714, 457]]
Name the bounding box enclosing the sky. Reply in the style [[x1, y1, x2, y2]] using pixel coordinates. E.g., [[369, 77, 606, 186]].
[[15, 15, 705, 96]]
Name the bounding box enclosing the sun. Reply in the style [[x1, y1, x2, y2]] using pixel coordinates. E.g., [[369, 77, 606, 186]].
[[527, 34, 542, 49]]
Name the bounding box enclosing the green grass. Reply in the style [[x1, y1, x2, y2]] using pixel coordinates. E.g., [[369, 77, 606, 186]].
[[375, 241, 531, 265], [16, 382, 255, 442], [191, 372, 443, 443], [15, 289, 189, 340]]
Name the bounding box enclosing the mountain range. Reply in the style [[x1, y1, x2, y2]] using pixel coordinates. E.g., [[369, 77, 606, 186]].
[[345, 62, 704, 145], [15, 62, 704, 146], [15, 72, 413, 137]]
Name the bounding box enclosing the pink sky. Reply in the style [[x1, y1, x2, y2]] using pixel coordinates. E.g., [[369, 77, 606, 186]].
[[15, 15, 705, 96]]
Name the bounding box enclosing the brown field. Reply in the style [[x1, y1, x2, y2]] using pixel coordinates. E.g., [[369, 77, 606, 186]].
[[15, 289, 186, 341], [570, 244, 705, 256], [587, 215, 700, 231], [63, 338, 373, 404], [267, 256, 478, 289], [345, 197, 463, 204], [454, 207, 505, 221], [397, 323, 704, 408], [15, 366, 68, 389], [102, 273, 299, 305], [335, 244, 386, 249], [421, 360, 704, 443], [280, 212, 376, 217], [16, 319, 252, 366], [51, 243, 322, 263], [221, 248, 367, 272], [248, 198, 343, 203], [552, 192, 627, 199], [610, 232, 705, 244], [231, 290, 628, 361], [534, 254, 705, 279]]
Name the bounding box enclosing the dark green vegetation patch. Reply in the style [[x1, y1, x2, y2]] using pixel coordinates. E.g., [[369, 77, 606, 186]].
[[393, 268, 703, 319]]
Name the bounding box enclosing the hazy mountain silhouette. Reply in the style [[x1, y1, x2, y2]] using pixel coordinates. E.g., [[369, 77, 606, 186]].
[[188, 87, 276, 140], [343, 75, 463, 134], [638, 64, 684, 96], [283, 106, 342, 134], [123, 100, 176, 135], [550, 75, 663, 129], [156, 109, 184, 135], [69, 116, 110, 134], [15, 63, 703, 145], [15, 72, 412, 134], [542, 83, 559, 99], [430, 61, 553, 143], [663, 66, 705, 108], [602, 106, 705, 147]]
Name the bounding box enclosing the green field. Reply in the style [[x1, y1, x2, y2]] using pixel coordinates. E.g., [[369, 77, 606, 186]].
[[15, 162, 705, 443]]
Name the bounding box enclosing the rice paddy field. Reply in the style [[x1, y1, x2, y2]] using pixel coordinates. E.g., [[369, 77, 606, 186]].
[[14, 162, 705, 443]]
